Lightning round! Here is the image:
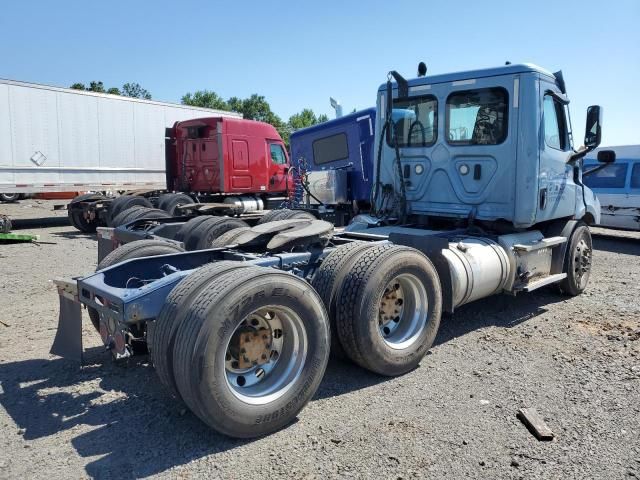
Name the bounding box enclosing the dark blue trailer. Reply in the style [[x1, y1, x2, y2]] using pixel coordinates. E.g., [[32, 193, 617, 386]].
[[289, 108, 375, 212]]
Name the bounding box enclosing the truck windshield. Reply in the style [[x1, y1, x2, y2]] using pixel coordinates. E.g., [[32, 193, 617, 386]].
[[388, 95, 437, 147]]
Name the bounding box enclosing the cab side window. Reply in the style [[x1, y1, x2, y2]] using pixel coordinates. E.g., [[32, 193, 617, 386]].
[[270, 144, 287, 165], [631, 163, 640, 189], [543, 95, 568, 150]]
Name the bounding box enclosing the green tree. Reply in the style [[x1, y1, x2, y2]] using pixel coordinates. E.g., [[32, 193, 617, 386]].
[[288, 108, 319, 130], [181, 90, 230, 110], [69, 81, 151, 99], [122, 82, 152, 100], [88, 81, 105, 93]]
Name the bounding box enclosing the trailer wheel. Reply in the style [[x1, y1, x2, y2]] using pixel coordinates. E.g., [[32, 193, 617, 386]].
[[210, 227, 251, 248], [87, 239, 185, 331], [191, 218, 249, 250], [559, 222, 592, 296], [181, 217, 234, 251], [311, 241, 376, 359], [257, 209, 289, 224], [172, 266, 330, 438], [336, 244, 442, 376], [174, 216, 212, 242], [68, 193, 107, 233], [158, 193, 194, 216], [149, 261, 249, 400], [107, 195, 152, 226], [0, 193, 20, 202]]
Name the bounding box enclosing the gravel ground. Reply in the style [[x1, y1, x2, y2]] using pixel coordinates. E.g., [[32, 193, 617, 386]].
[[0, 200, 639, 479]]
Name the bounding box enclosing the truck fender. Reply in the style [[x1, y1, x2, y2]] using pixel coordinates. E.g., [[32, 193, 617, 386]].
[[388, 232, 453, 313], [544, 219, 579, 275]]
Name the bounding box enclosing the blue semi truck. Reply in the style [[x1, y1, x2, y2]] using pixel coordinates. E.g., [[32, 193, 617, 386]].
[[288, 108, 375, 225], [52, 63, 616, 439]]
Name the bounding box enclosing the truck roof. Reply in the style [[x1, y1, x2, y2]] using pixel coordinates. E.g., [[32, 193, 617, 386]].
[[378, 63, 557, 92], [175, 116, 283, 140], [289, 107, 376, 139]]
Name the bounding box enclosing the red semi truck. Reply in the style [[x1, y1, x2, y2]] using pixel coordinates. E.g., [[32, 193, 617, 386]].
[[68, 116, 293, 232]]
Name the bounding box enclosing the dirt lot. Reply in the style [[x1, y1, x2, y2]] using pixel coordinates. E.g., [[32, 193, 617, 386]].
[[0, 200, 639, 479]]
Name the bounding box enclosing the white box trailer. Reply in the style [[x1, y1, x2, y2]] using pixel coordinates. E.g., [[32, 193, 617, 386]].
[[0, 78, 241, 194]]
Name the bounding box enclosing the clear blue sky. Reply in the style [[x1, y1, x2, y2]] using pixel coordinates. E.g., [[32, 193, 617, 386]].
[[1, 0, 638, 146]]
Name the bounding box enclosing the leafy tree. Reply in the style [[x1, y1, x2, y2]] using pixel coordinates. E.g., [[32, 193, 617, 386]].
[[122, 82, 152, 100], [69, 81, 151, 99], [181, 90, 230, 110], [181, 89, 330, 145], [288, 108, 318, 130], [89, 81, 105, 93], [288, 109, 328, 130]]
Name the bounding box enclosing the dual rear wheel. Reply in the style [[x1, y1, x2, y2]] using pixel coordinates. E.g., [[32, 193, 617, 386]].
[[149, 264, 330, 438], [147, 243, 441, 438]]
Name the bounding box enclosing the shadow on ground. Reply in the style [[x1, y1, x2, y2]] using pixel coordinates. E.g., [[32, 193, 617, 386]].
[[0, 285, 568, 477], [592, 234, 640, 256]]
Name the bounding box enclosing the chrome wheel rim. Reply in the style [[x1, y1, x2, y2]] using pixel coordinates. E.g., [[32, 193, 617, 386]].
[[575, 238, 592, 289], [378, 273, 428, 350], [224, 306, 307, 405]]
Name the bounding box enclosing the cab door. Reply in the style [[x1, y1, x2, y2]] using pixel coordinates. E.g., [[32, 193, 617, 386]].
[[536, 82, 576, 222], [267, 142, 289, 193]]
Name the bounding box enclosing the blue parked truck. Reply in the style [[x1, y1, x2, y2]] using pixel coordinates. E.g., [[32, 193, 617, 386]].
[[52, 63, 615, 438], [288, 108, 376, 226]]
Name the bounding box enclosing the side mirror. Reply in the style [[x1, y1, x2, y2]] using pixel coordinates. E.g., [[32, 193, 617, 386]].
[[597, 149, 616, 163], [584, 105, 602, 149]]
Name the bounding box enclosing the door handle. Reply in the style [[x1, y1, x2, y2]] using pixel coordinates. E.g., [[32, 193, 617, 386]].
[[539, 188, 547, 210]]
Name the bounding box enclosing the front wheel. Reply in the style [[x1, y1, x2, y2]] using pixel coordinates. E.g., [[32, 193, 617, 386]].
[[559, 222, 592, 296]]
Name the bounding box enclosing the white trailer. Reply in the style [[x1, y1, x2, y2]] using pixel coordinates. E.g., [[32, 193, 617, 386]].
[[0, 78, 241, 195]]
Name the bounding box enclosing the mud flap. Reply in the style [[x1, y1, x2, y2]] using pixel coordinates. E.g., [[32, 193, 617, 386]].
[[50, 279, 83, 362]]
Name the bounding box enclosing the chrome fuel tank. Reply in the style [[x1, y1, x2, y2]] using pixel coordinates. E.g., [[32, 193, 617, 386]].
[[442, 236, 511, 308]]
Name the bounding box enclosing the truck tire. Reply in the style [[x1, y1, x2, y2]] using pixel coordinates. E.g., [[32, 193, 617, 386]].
[[335, 244, 442, 376], [191, 218, 250, 251], [559, 222, 592, 296], [258, 209, 289, 224], [110, 205, 146, 227], [158, 193, 194, 216], [174, 216, 213, 242], [149, 261, 250, 400], [311, 241, 376, 359], [107, 195, 152, 227], [87, 240, 185, 331], [181, 217, 230, 251], [171, 266, 330, 438], [68, 193, 107, 233], [0, 193, 20, 202], [210, 227, 251, 248], [278, 210, 317, 221], [124, 207, 171, 224]]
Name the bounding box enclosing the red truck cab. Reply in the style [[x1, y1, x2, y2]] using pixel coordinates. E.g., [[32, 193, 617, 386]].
[[165, 117, 290, 195]]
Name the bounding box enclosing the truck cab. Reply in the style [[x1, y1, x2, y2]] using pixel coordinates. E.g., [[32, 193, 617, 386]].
[[165, 117, 290, 196], [372, 63, 602, 229]]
